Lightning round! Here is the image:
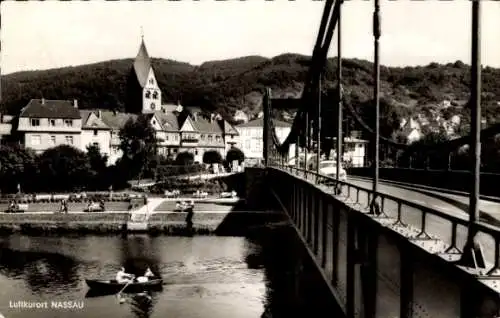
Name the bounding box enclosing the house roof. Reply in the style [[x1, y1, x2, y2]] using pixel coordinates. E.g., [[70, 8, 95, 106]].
[[190, 115, 223, 134], [147, 111, 180, 131], [222, 120, 239, 135], [19, 99, 81, 119], [80, 110, 111, 130], [237, 117, 291, 128], [133, 39, 151, 88], [99, 111, 137, 130]]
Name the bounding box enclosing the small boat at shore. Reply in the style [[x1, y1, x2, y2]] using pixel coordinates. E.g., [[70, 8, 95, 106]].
[[85, 278, 163, 293]]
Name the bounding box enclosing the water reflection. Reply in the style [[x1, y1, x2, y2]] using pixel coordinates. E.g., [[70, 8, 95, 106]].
[[119, 235, 162, 276], [0, 245, 80, 295], [0, 229, 340, 318]]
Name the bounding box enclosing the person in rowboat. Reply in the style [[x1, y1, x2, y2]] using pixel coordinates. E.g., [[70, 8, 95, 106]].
[[116, 267, 135, 284], [136, 267, 155, 283]]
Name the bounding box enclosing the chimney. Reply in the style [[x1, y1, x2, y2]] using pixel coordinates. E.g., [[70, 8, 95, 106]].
[[41, 98, 45, 105], [73, 99, 78, 108]]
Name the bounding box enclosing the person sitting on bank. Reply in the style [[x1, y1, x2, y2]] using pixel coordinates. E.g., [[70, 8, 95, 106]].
[[136, 267, 155, 283], [116, 267, 135, 284]]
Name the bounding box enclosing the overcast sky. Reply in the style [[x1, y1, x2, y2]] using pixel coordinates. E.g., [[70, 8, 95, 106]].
[[2, 0, 500, 75]]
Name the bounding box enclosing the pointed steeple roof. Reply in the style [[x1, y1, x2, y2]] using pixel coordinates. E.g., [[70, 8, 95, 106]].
[[133, 38, 151, 88]]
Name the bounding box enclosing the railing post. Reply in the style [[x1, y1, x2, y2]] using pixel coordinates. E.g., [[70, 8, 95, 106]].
[[263, 88, 271, 167], [369, 0, 381, 215], [296, 136, 300, 169], [459, 0, 485, 269], [304, 113, 309, 171], [335, 0, 343, 195], [316, 74, 322, 182]]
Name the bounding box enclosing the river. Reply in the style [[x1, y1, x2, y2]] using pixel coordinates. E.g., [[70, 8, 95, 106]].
[[0, 228, 342, 318]]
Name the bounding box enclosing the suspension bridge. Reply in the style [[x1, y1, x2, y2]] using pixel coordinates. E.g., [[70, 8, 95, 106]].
[[250, 0, 500, 316]]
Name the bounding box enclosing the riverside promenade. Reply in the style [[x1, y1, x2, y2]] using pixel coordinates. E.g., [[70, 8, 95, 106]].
[[0, 196, 286, 235]]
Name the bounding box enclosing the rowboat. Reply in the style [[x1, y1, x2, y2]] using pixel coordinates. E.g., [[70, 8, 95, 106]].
[[85, 278, 163, 293]]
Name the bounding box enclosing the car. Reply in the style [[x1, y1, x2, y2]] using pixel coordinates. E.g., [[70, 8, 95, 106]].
[[318, 160, 347, 182]]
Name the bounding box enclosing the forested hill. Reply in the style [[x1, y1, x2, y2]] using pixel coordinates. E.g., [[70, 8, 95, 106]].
[[2, 54, 500, 128]]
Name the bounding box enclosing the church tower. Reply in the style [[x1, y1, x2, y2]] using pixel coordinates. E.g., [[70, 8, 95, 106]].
[[126, 35, 162, 114]]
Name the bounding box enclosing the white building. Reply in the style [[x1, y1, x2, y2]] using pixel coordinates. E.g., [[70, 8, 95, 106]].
[[236, 118, 295, 164], [338, 137, 369, 167]]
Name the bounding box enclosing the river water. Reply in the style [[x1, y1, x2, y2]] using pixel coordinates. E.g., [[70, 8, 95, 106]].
[[0, 228, 341, 318]]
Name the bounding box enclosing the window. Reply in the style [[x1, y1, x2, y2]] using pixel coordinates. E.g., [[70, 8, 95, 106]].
[[31, 135, 41, 145], [50, 135, 56, 145], [216, 136, 221, 142], [165, 135, 169, 141], [93, 142, 99, 148], [195, 150, 198, 155], [49, 119, 56, 126], [145, 91, 151, 98], [93, 130, 98, 136], [64, 120, 73, 127], [65, 136, 73, 144], [31, 119, 40, 126], [149, 79, 154, 85], [207, 135, 213, 142], [150, 103, 156, 110], [245, 140, 250, 149], [174, 135, 179, 141], [153, 91, 158, 99], [200, 134, 205, 140], [173, 148, 178, 153], [231, 135, 234, 139]]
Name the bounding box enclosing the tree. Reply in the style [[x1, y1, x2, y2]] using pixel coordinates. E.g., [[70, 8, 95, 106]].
[[37, 145, 92, 191], [175, 152, 194, 166], [86, 144, 109, 189], [0, 145, 37, 193], [119, 115, 157, 179], [226, 147, 245, 164], [203, 150, 223, 165]]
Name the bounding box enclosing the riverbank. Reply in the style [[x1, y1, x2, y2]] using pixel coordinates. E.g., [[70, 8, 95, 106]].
[[0, 210, 288, 236]]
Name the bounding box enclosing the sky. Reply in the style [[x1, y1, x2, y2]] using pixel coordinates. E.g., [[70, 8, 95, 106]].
[[1, 0, 500, 75]]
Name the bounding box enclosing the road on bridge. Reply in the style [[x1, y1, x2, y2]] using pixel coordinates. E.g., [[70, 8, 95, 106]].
[[300, 172, 500, 267]]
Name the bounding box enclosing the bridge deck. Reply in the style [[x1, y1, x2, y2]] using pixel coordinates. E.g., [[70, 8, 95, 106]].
[[292, 169, 500, 274]]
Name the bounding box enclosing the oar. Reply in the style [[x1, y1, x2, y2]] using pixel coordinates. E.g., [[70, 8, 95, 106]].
[[116, 277, 134, 304]]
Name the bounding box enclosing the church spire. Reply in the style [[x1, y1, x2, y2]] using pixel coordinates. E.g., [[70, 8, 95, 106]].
[[133, 32, 151, 88]]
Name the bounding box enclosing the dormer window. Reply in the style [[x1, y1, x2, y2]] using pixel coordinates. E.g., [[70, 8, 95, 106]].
[[145, 91, 151, 98], [31, 119, 40, 126]]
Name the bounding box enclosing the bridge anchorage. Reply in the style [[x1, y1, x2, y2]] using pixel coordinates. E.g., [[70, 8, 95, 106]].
[[259, 0, 500, 316]]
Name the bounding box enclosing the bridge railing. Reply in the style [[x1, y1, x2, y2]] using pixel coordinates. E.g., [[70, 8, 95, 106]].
[[273, 162, 500, 275]]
